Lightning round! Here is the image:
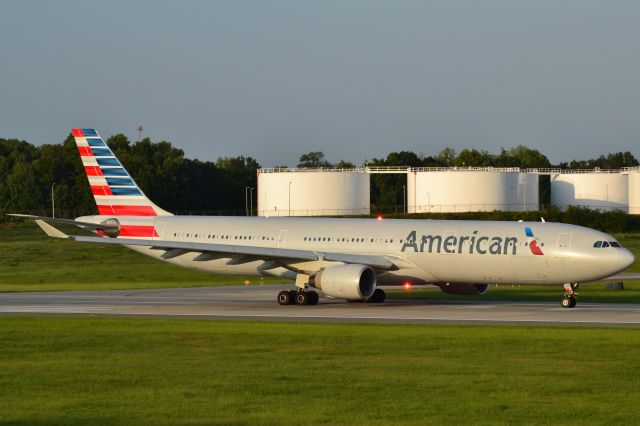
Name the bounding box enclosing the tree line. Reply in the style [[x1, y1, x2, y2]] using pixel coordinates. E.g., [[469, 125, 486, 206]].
[[0, 133, 259, 218], [0, 133, 637, 220]]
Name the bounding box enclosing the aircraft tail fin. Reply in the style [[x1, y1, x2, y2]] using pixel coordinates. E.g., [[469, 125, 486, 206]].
[[72, 128, 172, 217]]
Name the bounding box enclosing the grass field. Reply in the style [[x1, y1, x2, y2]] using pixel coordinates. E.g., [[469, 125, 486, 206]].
[[0, 222, 285, 292], [1, 222, 639, 304], [1, 316, 639, 425]]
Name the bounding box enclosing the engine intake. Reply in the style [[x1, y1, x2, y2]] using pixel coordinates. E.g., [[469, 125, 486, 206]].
[[310, 264, 376, 300], [438, 282, 489, 296], [98, 218, 121, 238]]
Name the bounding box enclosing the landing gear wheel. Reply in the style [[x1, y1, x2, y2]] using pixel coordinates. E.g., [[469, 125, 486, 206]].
[[307, 291, 319, 305], [289, 290, 297, 302], [367, 289, 386, 303], [278, 290, 293, 305], [295, 291, 309, 305], [561, 283, 579, 308]]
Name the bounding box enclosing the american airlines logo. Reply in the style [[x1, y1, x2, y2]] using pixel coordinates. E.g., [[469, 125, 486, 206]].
[[401, 230, 519, 255], [525, 227, 544, 256], [400, 228, 545, 256]]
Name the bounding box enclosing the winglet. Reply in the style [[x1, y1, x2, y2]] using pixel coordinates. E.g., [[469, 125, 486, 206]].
[[34, 220, 69, 239]]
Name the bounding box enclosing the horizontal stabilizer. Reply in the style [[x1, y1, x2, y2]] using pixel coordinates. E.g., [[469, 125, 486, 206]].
[[34, 220, 69, 239], [8, 214, 119, 232]]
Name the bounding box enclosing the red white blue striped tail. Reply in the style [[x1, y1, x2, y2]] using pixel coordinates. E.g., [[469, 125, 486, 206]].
[[72, 128, 172, 217]]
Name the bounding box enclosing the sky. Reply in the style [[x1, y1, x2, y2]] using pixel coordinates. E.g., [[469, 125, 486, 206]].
[[1, 0, 639, 167]]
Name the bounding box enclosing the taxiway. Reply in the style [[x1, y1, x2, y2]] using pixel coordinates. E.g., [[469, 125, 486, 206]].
[[1, 285, 639, 325]]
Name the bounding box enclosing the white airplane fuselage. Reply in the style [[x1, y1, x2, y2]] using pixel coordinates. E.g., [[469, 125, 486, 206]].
[[77, 215, 634, 287]]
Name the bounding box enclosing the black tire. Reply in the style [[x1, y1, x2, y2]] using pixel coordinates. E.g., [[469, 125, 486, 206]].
[[561, 297, 572, 308], [368, 289, 386, 303], [296, 291, 309, 305], [569, 296, 577, 308], [277, 290, 291, 305], [288, 290, 297, 304], [308, 291, 319, 305]]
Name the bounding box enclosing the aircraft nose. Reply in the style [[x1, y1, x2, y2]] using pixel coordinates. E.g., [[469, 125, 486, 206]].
[[620, 249, 636, 269], [616, 248, 635, 272]]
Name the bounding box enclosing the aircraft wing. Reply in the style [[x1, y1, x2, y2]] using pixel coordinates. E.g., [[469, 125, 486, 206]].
[[18, 216, 398, 270], [70, 235, 396, 270], [603, 273, 640, 281]]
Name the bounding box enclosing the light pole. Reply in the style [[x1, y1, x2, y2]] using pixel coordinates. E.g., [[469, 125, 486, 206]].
[[288, 181, 292, 216], [402, 185, 406, 214], [51, 182, 56, 218], [245, 186, 249, 216], [249, 187, 254, 216]]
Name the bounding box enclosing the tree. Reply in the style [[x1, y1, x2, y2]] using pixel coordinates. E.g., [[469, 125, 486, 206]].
[[493, 146, 550, 168], [569, 151, 639, 169], [298, 151, 332, 168], [453, 149, 493, 167], [435, 147, 456, 167], [334, 160, 356, 169]]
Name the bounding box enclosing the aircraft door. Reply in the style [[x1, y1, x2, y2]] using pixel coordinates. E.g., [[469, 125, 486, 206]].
[[556, 233, 572, 257], [278, 229, 288, 248]]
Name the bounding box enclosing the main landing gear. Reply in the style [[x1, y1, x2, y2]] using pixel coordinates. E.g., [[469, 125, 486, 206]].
[[561, 283, 579, 308], [277, 289, 319, 306]]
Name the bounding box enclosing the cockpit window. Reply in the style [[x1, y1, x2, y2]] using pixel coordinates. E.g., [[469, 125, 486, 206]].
[[593, 241, 602, 248], [610, 241, 621, 248], [602, 241, 610, 248]]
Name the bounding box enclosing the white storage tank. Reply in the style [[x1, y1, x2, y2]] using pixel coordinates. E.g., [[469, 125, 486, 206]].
[[407, 168, 538, 213], [257, 168, 370, 216], [628, 169, 640, 215], [550, 172, 628, 212]]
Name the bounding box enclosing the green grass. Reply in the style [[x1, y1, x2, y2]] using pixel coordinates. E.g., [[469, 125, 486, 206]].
[[0, 222, 286, 292], [0, 317, 639, 425]]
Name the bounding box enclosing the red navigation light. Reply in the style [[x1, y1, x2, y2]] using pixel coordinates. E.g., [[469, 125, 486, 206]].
[[403, 281, 412, 290], [377, 215, 383, 221]]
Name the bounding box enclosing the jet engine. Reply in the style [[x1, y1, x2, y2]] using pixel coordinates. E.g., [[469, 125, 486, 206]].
[[310, 264, 376, 300], [98, 218, 120, 238], [437, 282, 489, 296]]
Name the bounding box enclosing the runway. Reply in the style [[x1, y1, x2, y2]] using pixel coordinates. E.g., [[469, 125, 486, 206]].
[[1, 285, 639, 325]]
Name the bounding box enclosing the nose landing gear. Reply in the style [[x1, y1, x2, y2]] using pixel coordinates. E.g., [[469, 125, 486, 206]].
[[561, 283, 578, 308]]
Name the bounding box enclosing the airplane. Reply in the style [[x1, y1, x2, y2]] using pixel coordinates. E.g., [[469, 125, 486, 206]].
[[10, 128, 635, 308]]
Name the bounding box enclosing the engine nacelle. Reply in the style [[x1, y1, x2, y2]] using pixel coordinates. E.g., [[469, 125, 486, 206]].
[[99, 218, 120, 238], [310, 264, 376, 300], [437, 282, 489, 296]]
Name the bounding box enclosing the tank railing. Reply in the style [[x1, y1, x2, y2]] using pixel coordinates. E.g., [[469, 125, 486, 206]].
[[530, 168, 637, 174], [259, 166, 640, 174], [259, 167, 369, 173], [410, 166, 522, 173], [257, 207, 371, 217], [407, 203, 541, 213], [365, 166, 412, 173]]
